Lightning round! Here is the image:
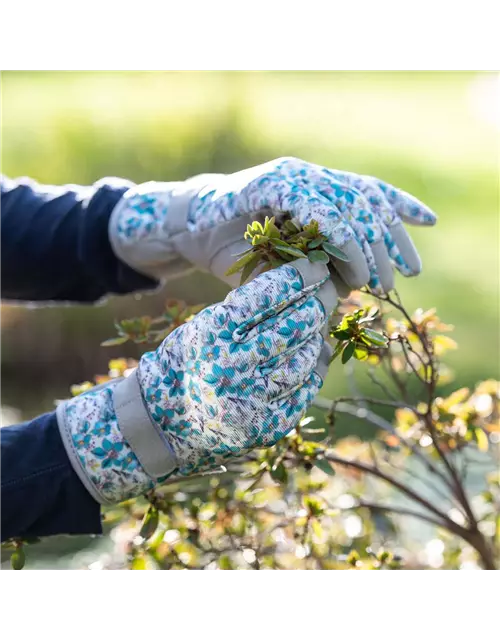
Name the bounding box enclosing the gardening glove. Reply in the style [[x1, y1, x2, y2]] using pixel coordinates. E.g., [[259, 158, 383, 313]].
[[109, 157, 437, 295], [56, 259, 336, 504]]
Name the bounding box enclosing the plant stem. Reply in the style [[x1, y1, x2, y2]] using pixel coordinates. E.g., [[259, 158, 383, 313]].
[[349, 501, 449, 530], [321, 450, 470, 540], [367, 368, 398, 401], [399, 337, 428, 384], [312, 396, 453, 491], [331, 395, 419, 412]]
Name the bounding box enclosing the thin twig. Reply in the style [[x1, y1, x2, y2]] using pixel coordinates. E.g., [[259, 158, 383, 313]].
[[382, 352, 411, 403], [348, 501, 448, 530], [383, 455, 465, 516], [399, 338, 428, 385], [377, 289, 481, 533], [402, 337, 429, 373], [345, 360, 364, 404], [321, 450, 470, 540], [367, 368, 398, 401], [331, 395, 419, 412], [368, 441, 380, 470], [425, 415, 479, 529], [389, 290, 434, 363], [313, 396, 454, 491]]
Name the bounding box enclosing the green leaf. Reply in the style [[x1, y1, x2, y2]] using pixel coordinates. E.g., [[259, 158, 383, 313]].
[[11, 547, 26, 570], [303, 495, 325, 516], [275, 245, 308, 259], [330, 340, 345, 362], [360, 328, 388, 347], [314, 458, 336, 476], [250, 221, 264, 234], [265, 216, 281, 239], [240, 253, 262, 285], [231, 247, 254, 259], [342, 341, 355, 364], [338, 314, 354, 331], [307, 238, 323, 249], [139, 505, 159, 540], [475, 428, 489, 452], [128, 316, 152, 332], [301, 440, 322, 456], [268, 237, 292, 248], [302, 427, 326, 435], [353, 344, 369, 360], [322, 242, 350, 262], [284, 220, 301, 234], [150, 315, 170, 326], [270, 462, 288, 483], [131, 555, 147, 570], [225, 250, 259, 277], [311, 519, 324, 540], [332, 329, 351, 341], [268, 256, 286, 268], [148, 328, 175, 343], [251, 234, 269, 246], [358, 307, 379, 324], [307, 250, 330, 264], [218, 555, 233, 570], [377, 550, 392, 563], [100, 336, 129, 347], [303, 219, 320, 235]]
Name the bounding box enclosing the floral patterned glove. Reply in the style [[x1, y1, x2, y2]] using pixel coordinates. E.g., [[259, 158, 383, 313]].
[[109, 157, 436, 294], [56, 260, 336, 504]]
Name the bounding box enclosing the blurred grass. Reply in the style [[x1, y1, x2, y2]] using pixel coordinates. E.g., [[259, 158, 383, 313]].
[[1, 71, 499, 416]]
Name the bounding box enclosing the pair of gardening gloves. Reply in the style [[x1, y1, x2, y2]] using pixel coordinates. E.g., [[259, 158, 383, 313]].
[[58, 157, 436, 505]]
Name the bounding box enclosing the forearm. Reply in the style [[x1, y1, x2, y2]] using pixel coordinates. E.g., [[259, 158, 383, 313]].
[[0, 175, 158, 302], [0, 412, 102, 541]]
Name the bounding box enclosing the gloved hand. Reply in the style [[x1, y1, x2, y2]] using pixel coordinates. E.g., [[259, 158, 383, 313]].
[[109, 157, 436, 294], [56, 260, 336, 504]]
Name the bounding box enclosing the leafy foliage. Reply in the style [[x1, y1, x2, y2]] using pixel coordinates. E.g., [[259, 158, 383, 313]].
[[225, 216, 349, 285]]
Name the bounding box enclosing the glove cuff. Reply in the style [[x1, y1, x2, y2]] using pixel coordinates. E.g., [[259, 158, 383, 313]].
[[108, 175, 270, 286], [108, 180, 196, 281], [56, 377, 159, 505]]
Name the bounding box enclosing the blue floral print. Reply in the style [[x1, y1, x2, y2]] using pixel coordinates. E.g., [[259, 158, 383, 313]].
[[59, 263, 334, 503], [163, 368, 185, 397], [92, 438, 125, 469]]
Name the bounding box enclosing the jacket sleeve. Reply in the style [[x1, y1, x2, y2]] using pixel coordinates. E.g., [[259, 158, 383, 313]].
[[1, 412, 103, 541], [0, 175, 158, 302]]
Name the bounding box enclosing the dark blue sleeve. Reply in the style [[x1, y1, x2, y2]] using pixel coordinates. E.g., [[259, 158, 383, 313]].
[[1, 175, 158, 302], [1, 412, 103, 541]]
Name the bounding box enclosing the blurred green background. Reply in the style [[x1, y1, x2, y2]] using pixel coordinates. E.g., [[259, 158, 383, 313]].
[[1, 71, 499, 425]]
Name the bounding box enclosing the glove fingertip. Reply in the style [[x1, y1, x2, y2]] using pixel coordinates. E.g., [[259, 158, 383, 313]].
[[290, 257, 330, 290]]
